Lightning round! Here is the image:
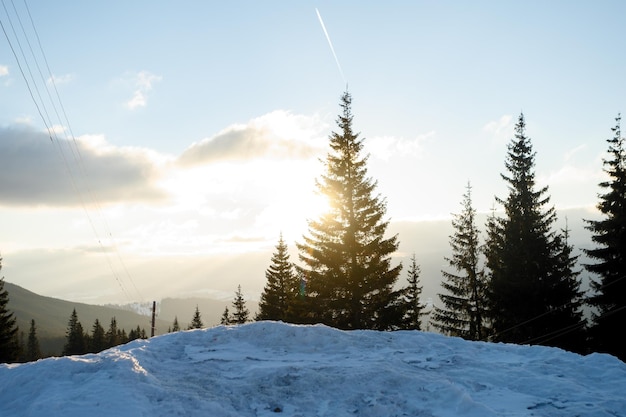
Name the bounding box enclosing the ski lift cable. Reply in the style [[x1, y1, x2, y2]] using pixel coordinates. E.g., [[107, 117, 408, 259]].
[[19, 0, 144, 303], [1, 0, 139, 303]]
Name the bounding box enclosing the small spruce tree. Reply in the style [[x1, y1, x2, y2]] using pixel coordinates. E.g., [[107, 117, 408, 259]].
[[90, 319, 106, 353], [26, 319, 42, 361], [431, 183, 489, 340], [171, 316, 180, 332], [63, 309, 88, 356], [188, 306, 203, 329], [231, 285, 250, 324], [106, 317, 120, 348], [220, 307, 231, 325], [397, 254, 425, 330], [257, 233, 299, 322]]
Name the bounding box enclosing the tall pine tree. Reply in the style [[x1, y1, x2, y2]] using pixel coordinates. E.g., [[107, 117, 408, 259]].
[[584, 114, 626, 360], [297, 91, 401, 330], [257, 233, 299, 322], [485, 113, 585, 350], [431, 183, 489, 341], [0, 256, 19, 363]]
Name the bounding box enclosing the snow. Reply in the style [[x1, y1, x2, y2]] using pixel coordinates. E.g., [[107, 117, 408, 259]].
[[1, 322, 625, 416]]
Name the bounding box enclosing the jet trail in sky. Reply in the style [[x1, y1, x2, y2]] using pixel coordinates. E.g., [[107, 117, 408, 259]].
[[315, 8, 346, 84]]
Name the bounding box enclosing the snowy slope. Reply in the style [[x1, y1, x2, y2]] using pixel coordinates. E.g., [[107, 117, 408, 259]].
[[1, 322, 625, 417]]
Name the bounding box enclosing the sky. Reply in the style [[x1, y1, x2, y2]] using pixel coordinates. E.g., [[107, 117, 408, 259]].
[[1, 1, 626, 305], [1, 321, 625, 416]]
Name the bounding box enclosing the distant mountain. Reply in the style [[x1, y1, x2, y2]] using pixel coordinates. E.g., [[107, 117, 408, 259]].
[[4, 282, 259, 356], [5, 282, 171, 356]]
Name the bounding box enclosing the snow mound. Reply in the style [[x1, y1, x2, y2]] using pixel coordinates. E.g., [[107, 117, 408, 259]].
[[1, 321, 625, 416]]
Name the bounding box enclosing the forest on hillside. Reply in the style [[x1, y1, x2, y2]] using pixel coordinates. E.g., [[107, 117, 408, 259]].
[[2, 92, 625, 363]]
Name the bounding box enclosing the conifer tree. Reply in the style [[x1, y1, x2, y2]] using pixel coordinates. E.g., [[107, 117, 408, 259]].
[[431, 183, 489, 340], [397, 254, 425, 330], [584, 114, 626, 360], [26, 319, 42, 361], [171, 316, 180, 332], [63, 309, 88, 356], [188, 306, 203, 329], [106, 317, 120, 348], [231, 285, 249, 324], [90, 319, 106, 353], [257, 233, 299, 322], [297, 92, 402, 330], [0, 257, 19, 363], [484, 113, 585, 349], [220, 306, 231, 325], [118, 328, 128, 345]]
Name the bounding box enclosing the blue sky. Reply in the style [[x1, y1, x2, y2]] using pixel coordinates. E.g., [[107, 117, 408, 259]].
[[1, 1, 625, 305]]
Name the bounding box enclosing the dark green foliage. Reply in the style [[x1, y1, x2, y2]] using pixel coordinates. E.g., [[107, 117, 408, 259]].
[[128, 326, 147, 341], [171, 316, 180, 332], [231, 285, 249, 324], [395, 254, 425, 330], [257, 234, 299, 322], [188, 306, 203, 329], [220, 307, 231, 325], [584, 115, 626, 360], [25, 319, 42, 361], [63, 309, 88, 356], [0, 257, 19, 363], [297, 92, 402, 330], [485, 113, 585, 350], [106, 317, 120, 348], [432, 184, 489, 341], [90, 319, 106, 353]]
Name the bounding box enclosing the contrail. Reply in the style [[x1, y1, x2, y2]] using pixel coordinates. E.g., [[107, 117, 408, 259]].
[[315, 8, 346, 84]]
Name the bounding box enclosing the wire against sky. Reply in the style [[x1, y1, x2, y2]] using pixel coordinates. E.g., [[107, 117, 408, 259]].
[[315, 8, 346, 84]]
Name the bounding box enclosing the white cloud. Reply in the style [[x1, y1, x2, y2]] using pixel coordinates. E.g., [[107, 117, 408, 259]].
[[0, 65, 8, 76], [483, 115, 513, 142], [178, 111, 328, 165], [366, 131, 435, 161], [0, 125, 168, 207], [125, 70, 162, 110]]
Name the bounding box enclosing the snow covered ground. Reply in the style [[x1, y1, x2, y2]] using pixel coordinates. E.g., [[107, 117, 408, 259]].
[[1, 322, 625, 417]]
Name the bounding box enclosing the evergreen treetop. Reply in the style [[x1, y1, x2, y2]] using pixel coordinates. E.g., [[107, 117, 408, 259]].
[[485, 113, 585, 350], [432, 183, 488, 341], [297, 91, 401, 330], [26, 319, 42, 362], [257, 233, 298, 322], [584, 114, 626, 360], [63, 309, 88, 356], [189, 306, 203, 329], [231, 285, 250, 324]]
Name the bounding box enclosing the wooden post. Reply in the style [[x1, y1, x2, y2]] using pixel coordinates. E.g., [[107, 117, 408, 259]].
[[151, 301, 156, 337]]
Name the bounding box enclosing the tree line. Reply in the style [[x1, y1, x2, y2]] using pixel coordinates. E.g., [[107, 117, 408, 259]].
[[62, 308, 150, 356], [254, 93, 625, 362]]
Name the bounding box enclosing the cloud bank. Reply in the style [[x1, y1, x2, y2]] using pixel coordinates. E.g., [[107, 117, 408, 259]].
[[0, 125, 166, 207], [178, 111, 327, 166]]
